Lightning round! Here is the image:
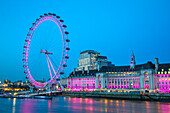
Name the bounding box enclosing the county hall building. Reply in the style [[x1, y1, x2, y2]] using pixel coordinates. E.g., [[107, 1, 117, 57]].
[[67, 50, 170, 93]]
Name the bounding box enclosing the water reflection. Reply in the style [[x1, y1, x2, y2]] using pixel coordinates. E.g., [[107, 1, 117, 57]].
[[1, 97, 170, 113], [12, 98, 16, 113], [160, 102, 170, 113], [48, 100, 51, 109], [65, 97, 170, 113]]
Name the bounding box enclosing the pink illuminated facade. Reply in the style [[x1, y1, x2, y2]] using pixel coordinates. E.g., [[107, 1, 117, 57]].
[[156, 64, 170, 93], [68, 51, 170, 93], [68, 70, 97, 91]]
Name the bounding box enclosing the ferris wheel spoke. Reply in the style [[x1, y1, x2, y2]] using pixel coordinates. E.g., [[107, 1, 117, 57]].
[[46, 25, 57, 43], [49, 43, 57, 50], [49, 55, 60, 68], [46, 39, 58, 50], [33, 35, 43, 48]]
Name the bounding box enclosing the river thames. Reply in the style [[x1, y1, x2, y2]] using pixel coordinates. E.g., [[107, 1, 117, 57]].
[[0, 97, 170, 113]]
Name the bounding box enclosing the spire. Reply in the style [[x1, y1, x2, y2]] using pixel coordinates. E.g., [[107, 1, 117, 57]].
[[130, 51, 136, 70]]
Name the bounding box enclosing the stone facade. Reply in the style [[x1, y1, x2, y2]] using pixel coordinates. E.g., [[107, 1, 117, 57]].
[[68, 51, 170, 93]]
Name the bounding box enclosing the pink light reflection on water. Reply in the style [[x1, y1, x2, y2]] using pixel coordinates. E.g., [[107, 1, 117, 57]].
[[5, 97, 170, 113], [160, 103, 170, 113], [48, 100, 51, 111], [19, 99, 34, 113]]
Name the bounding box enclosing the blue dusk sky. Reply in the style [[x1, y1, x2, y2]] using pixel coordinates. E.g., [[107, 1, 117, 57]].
[[0, 0, 170, 81]]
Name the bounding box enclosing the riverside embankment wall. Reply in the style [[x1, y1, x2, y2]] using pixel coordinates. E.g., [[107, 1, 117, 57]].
[[62, 91, 170, 102]]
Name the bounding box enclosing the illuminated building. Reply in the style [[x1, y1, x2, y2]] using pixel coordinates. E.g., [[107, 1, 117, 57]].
[[77, 50, 113, 71], [14, 80, 23, 86], [77, 50, 99, 71], [68, 51, 170, 93], [156, 62, 170, 93], [67, 69, 97, 90], [3, 79, 11, 84], [61, 78, 68, 88], [94, 55, 113, 70]]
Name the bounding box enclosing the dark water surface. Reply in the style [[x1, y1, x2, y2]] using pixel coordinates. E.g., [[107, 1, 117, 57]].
[[0, 97, 170, 113]]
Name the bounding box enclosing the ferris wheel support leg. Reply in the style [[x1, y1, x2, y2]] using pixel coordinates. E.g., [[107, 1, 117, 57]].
[[46, 54, 53, 79], [30, 87, 33, 93], [58, 81, 64, 90], [47, 85, 51, 92], [27, 83, 34, 93], [48, 56, 57, 76], [53, 86, 56, 91]]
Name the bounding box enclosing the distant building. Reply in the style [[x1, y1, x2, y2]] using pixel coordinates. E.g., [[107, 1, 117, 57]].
[[77, 50, 99, 71], [68, 52, 170, 93], [14, 80, 23, 87], [77, 50, 113, 71], [94, 55, 113, 70], [3, 79, 11, 84], [61, 78, 68, 88]]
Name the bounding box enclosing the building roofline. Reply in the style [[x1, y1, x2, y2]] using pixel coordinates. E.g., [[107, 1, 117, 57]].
[[80, 50, 100, 54]]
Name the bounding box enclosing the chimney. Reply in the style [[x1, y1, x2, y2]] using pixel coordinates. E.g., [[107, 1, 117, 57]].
[[87, 66, 90, 73], [73, 68, 76, 74], [82, 67, 85, 74], [155, 58, 159, 73]]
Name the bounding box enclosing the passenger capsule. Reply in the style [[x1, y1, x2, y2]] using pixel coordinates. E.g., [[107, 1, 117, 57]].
[[66, 47, 70, 50], [24, 71, 28, 73], [65, 31, 69, 34], [56, 16, 60, 18], [63, 64, 67, 67], [66, 39, 70, 42], [65, 56, 69, 59], [60, 20, 64, 22], [56, 78, 60, 81], [63, 25, 67, 28], [60, 72, 64, 75]]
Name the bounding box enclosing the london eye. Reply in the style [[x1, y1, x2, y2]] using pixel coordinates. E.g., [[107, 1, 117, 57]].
[[23, 13, 70, 88]]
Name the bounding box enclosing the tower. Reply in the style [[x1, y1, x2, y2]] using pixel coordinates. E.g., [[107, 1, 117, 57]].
[[130, 51, 136, 70]]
